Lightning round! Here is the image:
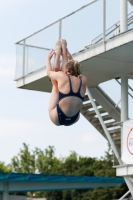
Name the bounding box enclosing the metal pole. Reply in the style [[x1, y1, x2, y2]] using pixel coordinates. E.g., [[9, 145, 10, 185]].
[[120, 0, 128, 33], [59, 20, 62, 40], [86, 87, 122, 164], [121, 76, 128, 122], [119, 190, 130, 200], [23, 39, 26, 84], [2, 183, 9, 200], [103, 0, 106, 42], [121, 76, 128, 156]]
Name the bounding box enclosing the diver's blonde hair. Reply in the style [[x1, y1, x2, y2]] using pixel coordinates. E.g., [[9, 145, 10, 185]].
[[66, 60, 81, 77]]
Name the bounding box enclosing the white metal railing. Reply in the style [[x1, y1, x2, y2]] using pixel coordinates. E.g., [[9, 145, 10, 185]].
[[16, 0, 98, 44], [86, 11, 133, 46], [15, 0, 133, 80], [15, 0, 99, 80]]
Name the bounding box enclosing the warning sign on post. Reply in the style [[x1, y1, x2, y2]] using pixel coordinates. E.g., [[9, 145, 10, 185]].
[[122, 120, 133, 164]]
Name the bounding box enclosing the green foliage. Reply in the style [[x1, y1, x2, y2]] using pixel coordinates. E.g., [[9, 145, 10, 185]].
[[9, 143, 36, 173], [5, 142, 127, 200], [34, 146, 62, 174], [0, 162, 11, 172]]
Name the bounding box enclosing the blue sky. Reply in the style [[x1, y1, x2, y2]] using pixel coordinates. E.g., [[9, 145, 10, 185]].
[[0, 0, 133, 164]]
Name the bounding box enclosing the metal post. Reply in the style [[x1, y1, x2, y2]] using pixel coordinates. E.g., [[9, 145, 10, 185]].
[[120, 0, 128, 33], [59, 20, 62, 40], [121, 76, 128, 156], [103, 0, 106, 42], [121, 76, 128, 122], [23, 39, 26, 85], [2, 183, 9, 200], [119, 190, 130, 200], [86, 87, 122, 164]]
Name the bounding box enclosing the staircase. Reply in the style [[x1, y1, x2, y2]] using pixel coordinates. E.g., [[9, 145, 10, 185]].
[[80, 85, 121, 156]]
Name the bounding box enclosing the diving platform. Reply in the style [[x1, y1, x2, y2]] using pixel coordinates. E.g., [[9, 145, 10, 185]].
[[15, 28, 133, 92]]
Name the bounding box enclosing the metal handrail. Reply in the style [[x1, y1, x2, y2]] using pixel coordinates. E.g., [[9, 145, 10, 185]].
[[17, 43, 51, 51], [16, 0, 98, 44], [115, 79, 133, 99], [87, 11, 133, 46]]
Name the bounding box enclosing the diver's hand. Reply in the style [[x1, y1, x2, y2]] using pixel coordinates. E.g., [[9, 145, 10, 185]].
[[47, 49, 55, 59]]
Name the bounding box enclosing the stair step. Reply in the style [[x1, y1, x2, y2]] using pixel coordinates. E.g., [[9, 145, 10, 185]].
[[109, 128, 121, 135], [102, 115, 113, 121], [112, 134, 120, 141], [81, 101, 100, 110], [84, 107, 106, 116], [83, 95, 89, 102], [105, 121, 116, 128], [81, 102, 93, 111]]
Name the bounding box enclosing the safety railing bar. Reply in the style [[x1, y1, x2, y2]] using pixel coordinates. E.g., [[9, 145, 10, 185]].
[[16, 0, 98, 44], [17, 43, 51, 51], [115, 79, 133, 98], [129, 92, 133, 99], [90, 18, 133, 45], [92, 18, 133, 44], [90, 11, 133, 44], [91, 22, 120, 43], [16, 20, 60, 44], [95, 26, 120, 43], [119, 190, 130, 200], [115, 78, 133, 92]]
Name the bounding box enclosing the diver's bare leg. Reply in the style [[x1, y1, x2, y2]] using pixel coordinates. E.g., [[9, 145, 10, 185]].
[[61, 39, 68, 72], [53, 40, 61, 71], [51, 40, 62, 93], [48, 86, 60, 126], [49, 86, 59, 111]]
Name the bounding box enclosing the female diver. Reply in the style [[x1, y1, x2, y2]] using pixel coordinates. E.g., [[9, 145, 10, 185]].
[[46, 39, 87, 126]]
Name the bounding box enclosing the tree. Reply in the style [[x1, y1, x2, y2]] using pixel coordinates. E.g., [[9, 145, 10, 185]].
[[34, 146, 62, 174], [0, 162, 11, 172], [8, 142, 127, 200], [10, 143, 36, 173]]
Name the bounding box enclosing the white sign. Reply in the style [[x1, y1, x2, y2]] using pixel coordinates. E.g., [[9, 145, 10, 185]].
[[122, 120, 133, 164]]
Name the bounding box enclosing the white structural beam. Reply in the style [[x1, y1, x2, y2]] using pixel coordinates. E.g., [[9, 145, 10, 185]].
[[2, 183, 9, 200], [103, 0, 106, 42], [119, 190, 130, 200], [115, 165, 133, 176], [120, 0, 128, 33], [121, 76, 128, 122]]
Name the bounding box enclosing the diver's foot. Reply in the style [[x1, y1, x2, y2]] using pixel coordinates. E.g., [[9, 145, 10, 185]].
[[67, 49, 73, 60], [55, 40, 62, 55], [61, 39, 67, 55]]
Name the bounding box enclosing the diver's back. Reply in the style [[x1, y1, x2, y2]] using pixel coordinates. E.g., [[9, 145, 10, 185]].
[[58, 74, 86, 116]]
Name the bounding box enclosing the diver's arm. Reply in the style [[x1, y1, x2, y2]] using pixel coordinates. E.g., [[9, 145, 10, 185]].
[[46, 49, 55, 76]]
